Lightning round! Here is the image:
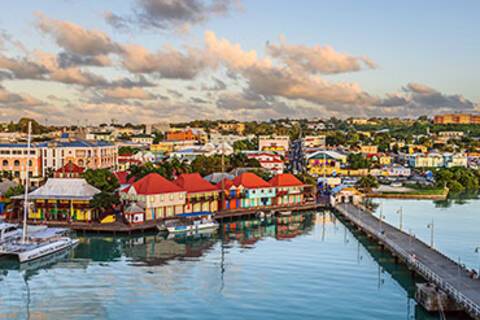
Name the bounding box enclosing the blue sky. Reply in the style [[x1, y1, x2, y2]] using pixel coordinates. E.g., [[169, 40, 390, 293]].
[[0, 0, 478, 124]]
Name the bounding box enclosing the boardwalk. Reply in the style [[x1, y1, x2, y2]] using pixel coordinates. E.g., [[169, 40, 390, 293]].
[[335, 203, 480, 319]]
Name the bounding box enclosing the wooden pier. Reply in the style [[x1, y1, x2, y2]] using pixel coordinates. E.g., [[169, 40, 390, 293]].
[[335, 203, 480, 319]]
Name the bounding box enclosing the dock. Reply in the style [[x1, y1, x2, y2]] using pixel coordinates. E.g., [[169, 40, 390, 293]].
[[335, 203, 480, 319]]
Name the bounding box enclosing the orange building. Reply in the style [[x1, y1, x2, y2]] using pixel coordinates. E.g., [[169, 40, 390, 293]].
[[433, 114, 480, 125], [166, 129, 196, 141], [0, 143, 43, 185]]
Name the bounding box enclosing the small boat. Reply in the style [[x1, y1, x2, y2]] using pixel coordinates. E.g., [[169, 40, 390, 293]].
[[279, 210, 292, 216], [162, 212, 219, 234]]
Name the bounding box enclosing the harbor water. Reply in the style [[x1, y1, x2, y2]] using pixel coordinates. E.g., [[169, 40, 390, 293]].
[[2, 201, 476, 320]]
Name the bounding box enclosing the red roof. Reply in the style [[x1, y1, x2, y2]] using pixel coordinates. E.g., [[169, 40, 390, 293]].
[[127, 173, 184, 195], [174, 173, 219, 193], [269, 173, 304, 187], [216, 178, 234, 190], [114, 171, 135, 185], [232, 172, 271, 189], [55, 162, 84, 174]]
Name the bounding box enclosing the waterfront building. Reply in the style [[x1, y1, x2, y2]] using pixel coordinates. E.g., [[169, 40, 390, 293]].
[[173, 173, 220, 213], [124, 202, 145, 224], [269, 174, 304, 206], [258, 135, 290, 155], [330, 186, 364, 206], [233, 173, 276, 208], [433, 113, 480, 125], [120, 173, 186, 220], [18, 178, 101, 222]]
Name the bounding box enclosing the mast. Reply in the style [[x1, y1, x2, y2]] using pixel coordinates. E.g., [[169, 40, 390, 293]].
[[22, 121, 32, 243]]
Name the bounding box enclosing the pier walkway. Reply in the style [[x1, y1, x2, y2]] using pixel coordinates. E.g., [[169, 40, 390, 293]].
[[335, 203, 480, 319]]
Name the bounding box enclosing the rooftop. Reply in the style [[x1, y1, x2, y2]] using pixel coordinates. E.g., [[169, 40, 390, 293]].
[[126, 173, 184, 195]]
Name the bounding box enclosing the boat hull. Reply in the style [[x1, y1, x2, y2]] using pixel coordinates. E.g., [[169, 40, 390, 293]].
[[167, 222, 219, 234]]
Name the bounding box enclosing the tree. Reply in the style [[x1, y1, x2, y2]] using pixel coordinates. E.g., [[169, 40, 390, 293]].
[[82, 169, 119, 193], [92, 192, 120, 212], [4, 185, 24, 199], [119, 146, 139, 155], [356, 175, 379, 191], [347, 153, 371, 169]]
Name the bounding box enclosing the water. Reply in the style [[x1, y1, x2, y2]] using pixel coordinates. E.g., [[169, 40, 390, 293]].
[[0, 208, 472, 320], [374, 198, 480, 272]]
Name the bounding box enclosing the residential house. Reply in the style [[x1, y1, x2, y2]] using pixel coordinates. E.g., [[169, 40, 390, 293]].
[[269, 173, 305, 206], [174, 173, 220, 213], [306, 150, 348, 176], [120, 173, 186, 220], [54, 161, 85, 178], [360, 145, 378, 154], [246, 152, 285, 175], [130, 134, 154, 145], [303, 135, 326, 148], [258, 135, 290, 155], [408, 153, 444, 168]]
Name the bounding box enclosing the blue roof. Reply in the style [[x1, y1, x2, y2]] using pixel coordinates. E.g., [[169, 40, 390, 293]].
[[0, 139, 114, 149], [330, 184, 348, 195], [176, 211, 212, 218]]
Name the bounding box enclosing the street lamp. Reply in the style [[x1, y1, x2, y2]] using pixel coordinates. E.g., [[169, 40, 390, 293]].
[[396, 207, 403, 231], [475, 247, 480, 276], [427, 219, 434, 248]]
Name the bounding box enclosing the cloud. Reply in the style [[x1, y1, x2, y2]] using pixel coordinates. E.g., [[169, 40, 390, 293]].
[[106, 0, 240, 31], [120, 43, 212, 79], [101, 87, 155, 100], [378, 82, 476, 111], [201, 77, 226, 91], [36, 13, 120, 56], [0, 55, 47, 79], [0, 85, 44, 107], [57, 52, 111, 68], [266, 37, 376, 75]]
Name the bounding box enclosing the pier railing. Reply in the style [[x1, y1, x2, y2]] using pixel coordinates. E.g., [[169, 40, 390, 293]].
[[335, 204, 480, 319]]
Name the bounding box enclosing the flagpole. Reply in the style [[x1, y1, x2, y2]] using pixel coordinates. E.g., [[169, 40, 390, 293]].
[[22, 121, 32, 243]]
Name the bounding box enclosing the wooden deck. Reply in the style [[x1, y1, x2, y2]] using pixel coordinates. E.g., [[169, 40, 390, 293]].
[[335, 203, 480, 319], [20, 201, 327, 234]]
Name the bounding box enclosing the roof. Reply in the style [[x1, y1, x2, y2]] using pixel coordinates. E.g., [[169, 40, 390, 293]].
[[204, 172, 234, 184], [125, 202, 145, 214], [177, 211, 212, 218], [174, 173, 219, 193], [55, 162, 85, 174], [216, 178, 234, 189], [114, 171, 135, 185], [15, 178, 101, 200], [127, 173, 184, 195], [232, 172, 271, 189], [269, 174, 304, 187]]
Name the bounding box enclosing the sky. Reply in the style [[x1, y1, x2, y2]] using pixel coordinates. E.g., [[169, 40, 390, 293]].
[[0, 0, 479, 125]]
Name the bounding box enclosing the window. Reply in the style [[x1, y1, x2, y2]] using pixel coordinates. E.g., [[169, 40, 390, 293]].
[[2, 160, 8, 166], [28, 160, 32, 166], [14, 160, 20, 167]]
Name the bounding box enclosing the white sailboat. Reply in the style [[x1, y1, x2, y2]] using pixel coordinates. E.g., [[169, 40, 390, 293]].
[[0, 122, 79, 263]]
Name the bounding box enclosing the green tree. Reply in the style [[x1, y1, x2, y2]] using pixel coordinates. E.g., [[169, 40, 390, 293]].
[[4, 185, 25, 199], [82, 169, 119, 193], [347, 153, 371, 169], [356, 175, 379, 191], [92, 192, 120, 212]]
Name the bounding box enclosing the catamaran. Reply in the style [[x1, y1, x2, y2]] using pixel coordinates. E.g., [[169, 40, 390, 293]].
[[0, 223, 22, 245], [159, 212, 219, 234], [0, 121, 78, 263]]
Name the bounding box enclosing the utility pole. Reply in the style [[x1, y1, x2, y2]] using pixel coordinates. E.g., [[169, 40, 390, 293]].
[[396, 207, 403, 231], [427, 219, 434, 248]]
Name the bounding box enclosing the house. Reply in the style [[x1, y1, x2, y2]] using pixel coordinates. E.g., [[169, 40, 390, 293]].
[[124, 202, 145, 225], [130, 134, 154, 145], [408, 153, 444, 168], [15, 178, 101, 222], [174, 173, 220, 213], [443, 153, 468, 168], [0, 143, 43, 185], [303, 135, 326, 148], [360, 145, 378, 154], [166, 128, 208, 143], [366, 153, 392, 166], [269, 173, 305, 206], [258, 135, 290, 155], [54, 161, 85, 178], [306, 150, 348, 176], [246, 152, 285, 175], [233, 172, 276, 208], [120, 173, 186, 220], [114, 171, 135, 189], [330, 186, 364, 206]]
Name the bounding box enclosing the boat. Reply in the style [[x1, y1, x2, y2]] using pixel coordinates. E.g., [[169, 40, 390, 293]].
[[0, 223, 22, 245], [0, 236, 79, 263], [162, 212, 219, 234], [279, 210, 292, 216], [0, 121, 79, 264]]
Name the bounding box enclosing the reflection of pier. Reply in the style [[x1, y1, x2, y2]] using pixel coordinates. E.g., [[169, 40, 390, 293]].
[[335, 203, 480, 319]]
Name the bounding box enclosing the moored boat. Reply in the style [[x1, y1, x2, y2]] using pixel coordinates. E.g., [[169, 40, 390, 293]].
[[162, 212, 219, 234]]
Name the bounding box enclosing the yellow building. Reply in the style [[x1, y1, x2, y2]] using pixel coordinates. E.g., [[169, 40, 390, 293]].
[[360, 145, 378, 154]]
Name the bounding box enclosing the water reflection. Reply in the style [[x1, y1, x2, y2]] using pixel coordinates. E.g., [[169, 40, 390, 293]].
[[0, 211, 468, 319]]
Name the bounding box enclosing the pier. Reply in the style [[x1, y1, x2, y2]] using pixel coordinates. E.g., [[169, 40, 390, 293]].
[[335, 202, 480, 319]]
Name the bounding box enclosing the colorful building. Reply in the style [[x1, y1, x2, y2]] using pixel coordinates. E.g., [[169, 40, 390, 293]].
[[246, 152, 285, 175], [306, 150, 348, 176], [120, 173, 186, 220], [258, 135, 290, 155], [174, 173, 220, 213], [434, 113, 480, 125], [269, 174, 305, 206], [166, 128, 208, 143], [0, 143, 43, 185], [54, 161, 85, 178], [18, 178, 101, 222]]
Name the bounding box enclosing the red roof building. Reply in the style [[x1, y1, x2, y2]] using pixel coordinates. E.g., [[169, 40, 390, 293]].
[[269, 173, 304, 187], [114, 171, 135, 186], [120, 173, 186, 220], [174, 173, 220, 213], [126, 173, 184, 195], [54, 161, 85, 178], [232, 172, 271, 189]]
